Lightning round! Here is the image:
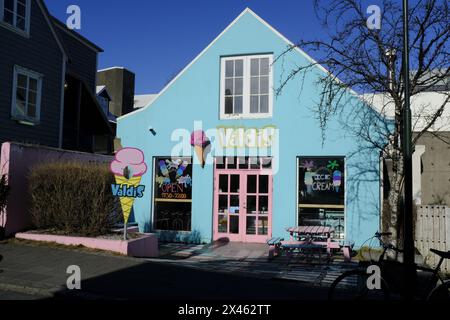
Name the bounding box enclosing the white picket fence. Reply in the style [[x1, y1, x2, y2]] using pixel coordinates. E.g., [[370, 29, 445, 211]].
[[415, 206, 450, 273]]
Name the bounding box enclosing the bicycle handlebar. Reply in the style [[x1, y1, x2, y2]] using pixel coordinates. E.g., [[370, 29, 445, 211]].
[[375, 232, 392, 238]]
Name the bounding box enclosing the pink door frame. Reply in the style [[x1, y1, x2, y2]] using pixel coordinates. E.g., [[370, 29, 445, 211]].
[[213, 158, 273, 243]]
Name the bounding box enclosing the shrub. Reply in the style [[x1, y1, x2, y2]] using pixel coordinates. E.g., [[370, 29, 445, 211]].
[[29, 162, 120, 237], [0, 174, 10, 214]]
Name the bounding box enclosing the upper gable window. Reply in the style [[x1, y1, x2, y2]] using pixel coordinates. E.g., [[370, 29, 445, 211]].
[[220, 54, 273, 119], [0, 0, 31, 34]]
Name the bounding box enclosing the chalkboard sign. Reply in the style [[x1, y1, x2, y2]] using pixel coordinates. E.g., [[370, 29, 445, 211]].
[[154, 157, 192, 231], [298, 157, 345, 207]]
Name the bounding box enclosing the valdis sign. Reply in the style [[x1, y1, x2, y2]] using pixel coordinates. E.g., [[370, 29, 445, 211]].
[[216, 126, 277, 149], [110, 148, 148, 236]]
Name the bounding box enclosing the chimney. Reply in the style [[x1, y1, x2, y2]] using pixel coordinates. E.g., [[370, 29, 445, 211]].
[[96, 67, 136, 117]]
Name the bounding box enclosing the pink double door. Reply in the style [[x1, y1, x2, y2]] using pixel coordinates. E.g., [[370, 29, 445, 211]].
[[213, 158, 273, 243]]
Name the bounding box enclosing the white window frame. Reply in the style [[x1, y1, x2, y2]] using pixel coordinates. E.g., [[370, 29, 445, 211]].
[[11, 65, 43, 124], [0, 0, 31, 35], [220, 54, 273, 120]]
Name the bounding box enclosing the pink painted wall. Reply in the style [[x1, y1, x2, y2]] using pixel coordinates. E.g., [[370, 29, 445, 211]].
[[15, 232, 159, 258], [0, 142, 113, 236]]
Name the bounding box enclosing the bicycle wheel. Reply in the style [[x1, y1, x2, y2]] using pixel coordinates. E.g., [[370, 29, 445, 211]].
[[328, 269, 390, 300], [428, 280, 450, 301]]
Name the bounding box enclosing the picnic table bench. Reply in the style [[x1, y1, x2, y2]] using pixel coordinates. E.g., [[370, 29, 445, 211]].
[[267, 226, 354, 262]]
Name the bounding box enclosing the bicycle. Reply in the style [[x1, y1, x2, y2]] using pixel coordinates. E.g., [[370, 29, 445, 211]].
[[328, 232, 450, 300]]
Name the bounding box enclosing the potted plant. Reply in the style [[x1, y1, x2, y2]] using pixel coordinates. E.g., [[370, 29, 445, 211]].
[[0, 174, 10, 240]]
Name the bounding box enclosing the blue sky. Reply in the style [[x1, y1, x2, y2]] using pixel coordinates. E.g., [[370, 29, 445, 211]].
[[46, 0, 380, 94]]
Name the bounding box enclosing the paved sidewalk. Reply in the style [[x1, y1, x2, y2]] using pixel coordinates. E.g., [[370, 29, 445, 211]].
[[157, 241, 357, 286], [0, 240, 337, 300]]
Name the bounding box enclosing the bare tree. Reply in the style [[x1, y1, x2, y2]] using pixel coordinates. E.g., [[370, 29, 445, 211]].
[[276, 0, 449, 246]]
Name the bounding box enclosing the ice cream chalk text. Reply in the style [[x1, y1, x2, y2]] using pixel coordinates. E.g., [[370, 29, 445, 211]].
[[111, 184, 145, 198]]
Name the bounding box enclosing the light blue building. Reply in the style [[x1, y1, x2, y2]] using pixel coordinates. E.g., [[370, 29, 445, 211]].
[[117, 8, 384, 247]]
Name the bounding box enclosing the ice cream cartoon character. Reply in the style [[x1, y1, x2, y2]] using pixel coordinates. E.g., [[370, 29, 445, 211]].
[[333, 170, 342, 193], [110, 148, 148, 226], [301, 160, 315, 195], [191, 130, 211, 168], [326, 160, 342, 193]]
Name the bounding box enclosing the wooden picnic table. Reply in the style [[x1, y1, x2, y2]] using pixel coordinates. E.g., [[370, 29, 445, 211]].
[[267, 226, 354, 262], [286, 226, 334, 240]]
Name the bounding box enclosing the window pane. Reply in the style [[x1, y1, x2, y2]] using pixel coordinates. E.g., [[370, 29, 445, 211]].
[[28, 90, 37, 105], [29, 78, 37, 92], [250, 77, 259, 94], [4, 10, 13, 25], [260, 58, 270, 75], [259, 196, 269, 214], [250, 157, 260, 169], [17, 3, 26, 18], [5, 0, 14, 11], [216, 157, 226, 169], [225, 61, 234, 77], [230, 216, 239, 234], [225, 97, 233, 114], [218, 195, 228, 213], [247, 175, 257, 193], [16, 87, 27, 103], [17, 74, 27, 89], [246, 217, 256, 235], [15, 100, 26, 116], [18, 0, 27, 5], [238, 156, 249, 169], [227, 157, 237, 169], [260, 95, 269, 113], [219, 175, 228, 193], [235, 60, 243, 77], [250, 96, 259, 113], [218, 215, 228, 233], [260, 76, 269, 94], [247, 196, 257, 214], [225, 79, 233, 96], [258, 217, 269, 235], [230, 195, 239, 209], [234, 96, 243, 114], [16, 17, 25, 30], [262, 158, 272, 169], [251, 59, 259, 76], [230, 175, 240, 193], [259, 175, 269, 193], [234, 78, 243, 95], [27, 103, 36, 118]]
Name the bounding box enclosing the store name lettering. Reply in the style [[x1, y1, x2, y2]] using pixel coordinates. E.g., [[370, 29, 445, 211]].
[[217, 126, 277, 149], [312, 175, 334, 191], [111, 184, 145, 198]]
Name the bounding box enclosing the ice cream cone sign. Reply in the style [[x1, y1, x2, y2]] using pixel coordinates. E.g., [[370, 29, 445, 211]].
[[110, 148, 147, 226], [191, 130, 210, 168]]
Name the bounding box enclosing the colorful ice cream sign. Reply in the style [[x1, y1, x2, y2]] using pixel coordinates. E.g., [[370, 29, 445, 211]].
[[301, 160, 342, 193], [191, 130, 210, 168], [110, 148, 147, 224]]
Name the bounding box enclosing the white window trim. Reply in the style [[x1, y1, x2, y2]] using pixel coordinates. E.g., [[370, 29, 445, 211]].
[[0, 0, 31, 36], [220, 54, 274, 120], [11, 65, 43, 124]]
